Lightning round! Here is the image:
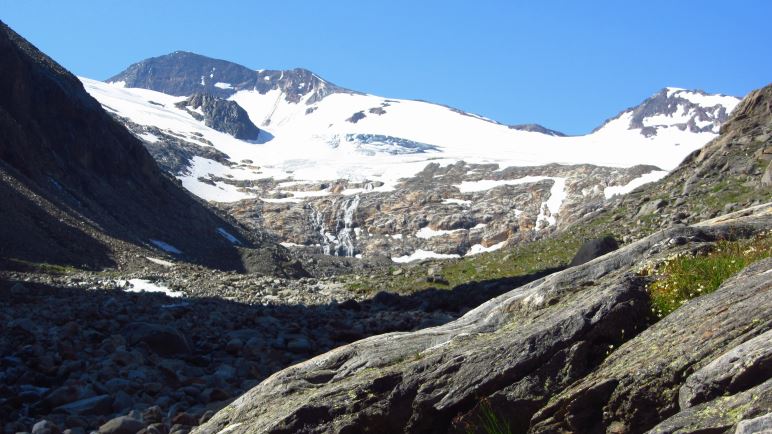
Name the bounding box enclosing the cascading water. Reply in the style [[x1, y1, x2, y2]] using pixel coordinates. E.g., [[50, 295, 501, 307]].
[[309, 204, 332, 255], [308, 195, 361, 257], [336, 195, 360, 257]]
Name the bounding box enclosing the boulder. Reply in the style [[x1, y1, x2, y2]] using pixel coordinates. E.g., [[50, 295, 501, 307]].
[[54, 395, 113, 416], [645, 380, 772, 434], [637, 199, 668, 217], [531, 257, 772, 434], [569, 235, 619, 266], [735, 413, 772, 434], [31, 420, 61, 434], [98, 416, 145, 434], [679, 329, 772, 409], [122, 322, 191, 356]]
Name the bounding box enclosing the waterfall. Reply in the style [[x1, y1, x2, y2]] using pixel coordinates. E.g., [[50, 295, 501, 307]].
[[308, 194, 361, 257], [309, 204, 332, 255], [337, 195, 360, 257]]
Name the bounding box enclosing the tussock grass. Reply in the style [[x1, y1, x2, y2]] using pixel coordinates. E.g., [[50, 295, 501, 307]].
[[467, 400, 512, 434], [642, 230, 771, 318]]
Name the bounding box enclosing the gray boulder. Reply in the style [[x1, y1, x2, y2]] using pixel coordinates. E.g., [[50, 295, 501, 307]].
[[122, 322, 191, 356], [54, 395, 113, 416], [735, 413, 772, 434], [98, 416, 145, 434], [679, 329, 772, 409], [530, 257, 772, 434], [31, 420, 60, 434], [645, 380, 772, 434], [569, 235, 619, 266]]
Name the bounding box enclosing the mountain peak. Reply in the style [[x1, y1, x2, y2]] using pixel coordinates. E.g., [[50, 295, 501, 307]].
[[592, 87, 740, 137], [108, 52, 349, 104]]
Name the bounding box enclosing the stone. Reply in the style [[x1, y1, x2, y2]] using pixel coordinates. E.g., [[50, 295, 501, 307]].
[[286, 336, 313, 353], [198, 412, 215, 426], [111, 390, 134, 412], [122, 322, 191, 356], [141, 406, 163, 425], [762, 160, 772, 187], [735, 413, 772, 434], [168, 425, 190, 434], [637, 199, 668, 217], [31, 420, 60, 434], [569, 235, 619, 267], [143, 424, 166, 434], [201, 388, 229, 403], [679, 329, 772, 409], [645, 380, 772, 434], [172, 413, 197, 427], [42, 386, 81, 408], [98, 416, 144, 434], [55, 395, 113, 416], [225, 338, 243, 355], [530, 258, 772, 433], [425, 275, 449, 285]]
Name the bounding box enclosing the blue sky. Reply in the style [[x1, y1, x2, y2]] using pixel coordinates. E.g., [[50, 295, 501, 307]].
[[2, 1, 770, 134]]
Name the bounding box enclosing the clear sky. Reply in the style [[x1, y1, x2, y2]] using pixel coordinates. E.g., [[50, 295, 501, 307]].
[[2, 0, 770, 135]]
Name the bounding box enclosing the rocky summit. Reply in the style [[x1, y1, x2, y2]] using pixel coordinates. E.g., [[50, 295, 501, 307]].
[[1, 15, 771, 434]]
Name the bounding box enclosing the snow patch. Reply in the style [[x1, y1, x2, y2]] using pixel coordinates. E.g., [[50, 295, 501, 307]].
[[392, 249, 461, 263], [179, 157, 257, 203], [466, 241, 507, 256], [217, 227, 242, 245], [604, 170, 669, 198], [416, 226, 465, 239], [145, 257, 174, 267], [536, 177, 566, 228], [672, 89, 740, 109], [214, 82, 234, 90], [137, 132, 160, 143], [442, 198, 472, 206], [123, 279, 184, 298], [150, 239, 182, 254]]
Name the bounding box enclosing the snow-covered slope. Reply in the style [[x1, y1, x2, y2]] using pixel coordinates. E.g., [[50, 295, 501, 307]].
[[82, 63, 740, 205]]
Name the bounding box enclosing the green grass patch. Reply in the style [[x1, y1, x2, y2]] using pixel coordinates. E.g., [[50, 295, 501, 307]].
[[467, 400, 512, 434], [1, 257, 80, 275], [643, 230, 771, 318]]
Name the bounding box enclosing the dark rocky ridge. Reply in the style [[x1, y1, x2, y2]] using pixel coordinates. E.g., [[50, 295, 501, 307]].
[[109, 114, 233, 176], [174, 94, 260, 140], [508, 123, 567, 136], [0, 20, 292, 273], [593, 87, 737, 137], [108, 51, 352, 104]]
